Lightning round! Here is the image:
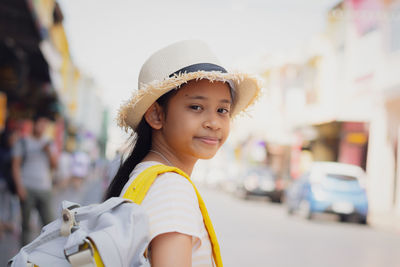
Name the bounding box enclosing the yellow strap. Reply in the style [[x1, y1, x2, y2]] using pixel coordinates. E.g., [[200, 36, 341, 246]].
[[122, 164, 223, 267], [91, 242, 105, 267]]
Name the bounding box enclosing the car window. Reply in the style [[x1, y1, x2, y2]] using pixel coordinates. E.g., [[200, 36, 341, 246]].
[[326, 174, 357, 181]]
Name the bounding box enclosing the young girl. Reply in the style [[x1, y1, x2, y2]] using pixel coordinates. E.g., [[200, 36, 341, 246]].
[[105, 40, 261, 267]]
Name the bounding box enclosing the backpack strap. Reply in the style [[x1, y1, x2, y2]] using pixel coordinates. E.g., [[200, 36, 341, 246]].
[[122, 164, 223, 267], [19, 137, 28, 166]]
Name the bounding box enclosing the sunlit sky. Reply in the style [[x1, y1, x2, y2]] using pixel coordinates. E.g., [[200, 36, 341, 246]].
[[57, 0, 340, 154]]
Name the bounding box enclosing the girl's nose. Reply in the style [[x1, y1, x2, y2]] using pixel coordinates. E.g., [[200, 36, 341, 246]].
[[202, 113, 220, 130]]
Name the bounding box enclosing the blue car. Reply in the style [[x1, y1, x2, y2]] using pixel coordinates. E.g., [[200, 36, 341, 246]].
[[285, 162, 368, 224]]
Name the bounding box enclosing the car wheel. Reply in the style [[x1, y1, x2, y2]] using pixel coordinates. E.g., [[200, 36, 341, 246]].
[[270, 193, 282, 203], [359, 216, 368, 225], [339, 214, 347, 222], [298, 200, 312, 220]]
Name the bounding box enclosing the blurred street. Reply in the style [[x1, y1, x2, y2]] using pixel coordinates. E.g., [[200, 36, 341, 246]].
[[202, 186, 400, 267]]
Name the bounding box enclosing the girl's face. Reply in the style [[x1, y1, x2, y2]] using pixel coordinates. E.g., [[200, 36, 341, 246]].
[[160, 79, 232, 160]]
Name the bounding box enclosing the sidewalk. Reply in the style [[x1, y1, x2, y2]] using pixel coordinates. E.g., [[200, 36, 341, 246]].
[[369, 211, 400, 235]]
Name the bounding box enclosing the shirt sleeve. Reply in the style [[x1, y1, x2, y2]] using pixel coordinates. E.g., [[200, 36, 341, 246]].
[[141, 172, 204, 246]]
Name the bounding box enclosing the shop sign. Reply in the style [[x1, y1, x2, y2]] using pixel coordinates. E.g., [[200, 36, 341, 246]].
[[346, 132, 368, 145], [0, 92, 7, 131]]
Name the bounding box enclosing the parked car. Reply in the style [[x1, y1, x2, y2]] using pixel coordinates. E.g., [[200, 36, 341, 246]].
[[235, 165, 283, 202], [285, 162, 368, 224]]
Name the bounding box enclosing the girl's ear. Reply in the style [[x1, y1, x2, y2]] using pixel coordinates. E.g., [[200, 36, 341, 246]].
[[144, 102, 164, 130]]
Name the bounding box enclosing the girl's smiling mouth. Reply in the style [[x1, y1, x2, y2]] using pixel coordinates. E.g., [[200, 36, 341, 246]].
[[195, 136, 220, 145]]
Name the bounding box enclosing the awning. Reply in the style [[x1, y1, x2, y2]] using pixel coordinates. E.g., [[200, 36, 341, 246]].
[[0, 0, 51, 83], [0, 0, 62, 120]]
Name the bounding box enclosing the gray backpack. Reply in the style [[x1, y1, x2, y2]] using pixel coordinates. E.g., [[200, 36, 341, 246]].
[[8, 197, 150, 267]]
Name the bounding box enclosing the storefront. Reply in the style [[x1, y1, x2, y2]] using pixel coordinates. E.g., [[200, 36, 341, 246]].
[[293, 121, 369, 173]]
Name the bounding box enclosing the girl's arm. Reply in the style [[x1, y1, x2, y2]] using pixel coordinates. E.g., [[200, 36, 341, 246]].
[[150, 232, 192, 267], [11, 156, 26, 201], [43, 142, 58, 170]]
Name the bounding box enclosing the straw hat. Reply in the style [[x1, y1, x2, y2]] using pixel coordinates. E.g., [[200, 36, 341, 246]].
[[118, 40, 261, 131]]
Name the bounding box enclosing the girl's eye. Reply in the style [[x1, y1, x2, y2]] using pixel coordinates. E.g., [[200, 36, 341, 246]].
[[189, 105, 202, 111], [218, 108, 230, 114]]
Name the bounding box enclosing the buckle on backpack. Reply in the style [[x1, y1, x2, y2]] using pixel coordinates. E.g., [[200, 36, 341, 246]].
[[61, 208, 77, 237], [65, 239, 96, 267]]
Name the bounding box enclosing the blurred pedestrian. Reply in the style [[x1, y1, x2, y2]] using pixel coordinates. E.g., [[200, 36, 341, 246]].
[[70, 149, 90, 190], [54, 149, 73, 190], [0, 125, 20, 237], [104, 40, 261, 266], [11, 115, 58, 245]]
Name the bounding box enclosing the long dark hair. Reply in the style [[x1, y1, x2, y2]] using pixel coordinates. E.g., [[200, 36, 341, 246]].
[[104, 90, 176, 199]]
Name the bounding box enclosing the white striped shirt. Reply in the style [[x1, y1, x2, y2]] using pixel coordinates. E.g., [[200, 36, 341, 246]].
[[121, 161, 214, 266]]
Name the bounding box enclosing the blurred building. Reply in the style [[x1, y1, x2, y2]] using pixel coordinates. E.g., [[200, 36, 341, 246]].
[[256, 0, 400, 229], [0, 0, 109, 158], [71, 75, 109, 160], [317, 0, 400, 227], [0, 0, 61, 124]]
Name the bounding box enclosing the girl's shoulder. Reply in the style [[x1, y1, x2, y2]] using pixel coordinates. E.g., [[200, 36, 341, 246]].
[[147, 170, 196, 197], [123, 161, 197, 200], [132, 161, 190, 181], [136, 162, 200, 214]]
